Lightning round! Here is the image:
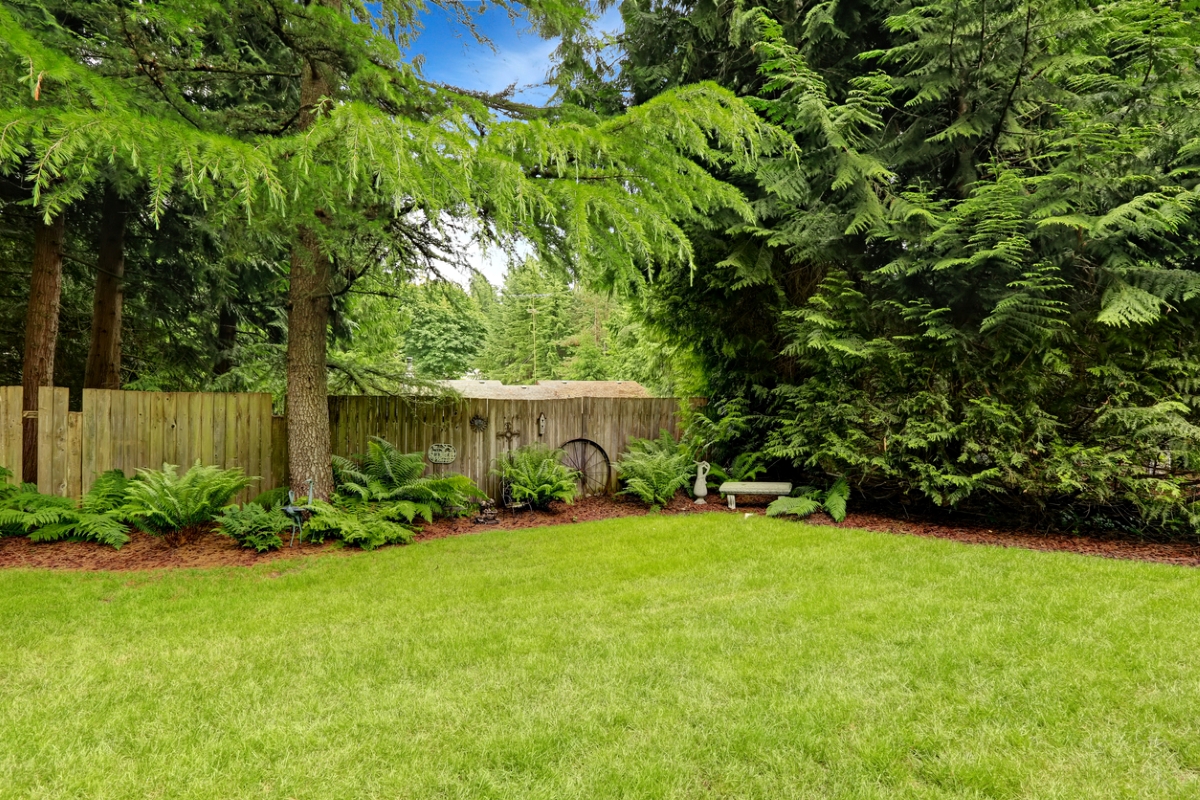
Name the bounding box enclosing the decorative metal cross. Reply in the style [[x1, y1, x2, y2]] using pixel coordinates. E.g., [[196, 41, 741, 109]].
[[497, 419, 521, 449]]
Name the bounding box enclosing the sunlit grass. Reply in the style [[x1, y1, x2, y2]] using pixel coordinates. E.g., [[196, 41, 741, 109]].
[[2, 514, 1199, 798]]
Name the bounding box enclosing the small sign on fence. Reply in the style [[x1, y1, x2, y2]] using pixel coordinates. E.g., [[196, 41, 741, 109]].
[[427, 443, 457, 464]]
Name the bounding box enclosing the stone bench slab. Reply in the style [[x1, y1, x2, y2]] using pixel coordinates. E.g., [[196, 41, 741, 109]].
[[718, 482, 793, 510]]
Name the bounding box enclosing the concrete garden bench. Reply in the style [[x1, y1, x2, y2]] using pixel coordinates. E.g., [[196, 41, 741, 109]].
[[718, 481, 793, 510]]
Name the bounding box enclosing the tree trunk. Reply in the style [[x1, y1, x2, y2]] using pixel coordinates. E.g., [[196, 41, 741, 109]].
[[84, 189, 126, 390], [286, 58, 336, 499], [214, 305, 237, 376], [22, 213, 65, 482]]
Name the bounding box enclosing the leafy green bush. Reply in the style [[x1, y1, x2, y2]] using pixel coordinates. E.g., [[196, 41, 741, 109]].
[[615, 431, 693, 508], [709, 451, 768, 485], [217, 502, 289, 552], [0, 468, 131, 548], [333, 436, 484, 518], [122, 461, 252, 547], [304, 500, 414, 550], [767, 479, 850, 523], [493, 444, 577, 509], [251, 486, 290, 508]]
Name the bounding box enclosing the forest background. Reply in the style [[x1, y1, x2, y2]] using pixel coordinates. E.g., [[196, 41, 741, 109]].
[[6, 0, 1200, 535]]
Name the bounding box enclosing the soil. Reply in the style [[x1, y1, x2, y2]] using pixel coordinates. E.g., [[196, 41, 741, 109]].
[[2, 493, 1198, 571]]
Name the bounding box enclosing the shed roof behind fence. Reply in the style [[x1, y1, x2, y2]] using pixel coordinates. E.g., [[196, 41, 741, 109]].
[[440, 380, 651, 399]]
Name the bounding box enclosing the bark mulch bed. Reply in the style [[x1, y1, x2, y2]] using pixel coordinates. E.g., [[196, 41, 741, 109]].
[[1, 493, 1197, 571]]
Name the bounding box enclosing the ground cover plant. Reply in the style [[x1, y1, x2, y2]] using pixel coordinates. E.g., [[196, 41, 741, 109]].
[[333, 437, 484, 521], [122, 461, 252, 547], [493, 444, 578, 509], [615, 431, 694, 508], [0, 468, 131, 548], [768, 478, 851, 523], [217, 502, 290, 553], [3, 515, 1200, 798]]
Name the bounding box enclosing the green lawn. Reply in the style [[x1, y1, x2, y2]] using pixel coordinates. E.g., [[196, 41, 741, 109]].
[[3, 515, 1200, 799]]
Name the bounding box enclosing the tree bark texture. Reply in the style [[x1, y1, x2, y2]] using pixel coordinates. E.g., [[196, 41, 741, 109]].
[[286, 58, 336, 499], [22, 213, 65, 481], [84, 189, 126, 390], [214, 304, 238, 376]]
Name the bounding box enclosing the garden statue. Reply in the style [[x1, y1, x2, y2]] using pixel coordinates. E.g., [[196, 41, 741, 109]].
[[693, 461, 710, 504]]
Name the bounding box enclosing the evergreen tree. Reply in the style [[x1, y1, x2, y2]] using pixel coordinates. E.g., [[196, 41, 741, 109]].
[[621, 0, 1200, 529], [4, 0, 784, 499]]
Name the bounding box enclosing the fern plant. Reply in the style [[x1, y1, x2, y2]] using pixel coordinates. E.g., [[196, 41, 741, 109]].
[[217, 502, 289, 552], [615, 431, 693, 509], [333, 436, 484, 518], [304, 500, 415, 551], [122, 461, 252, 547], [767, 479, 850, 523], [493, 445, 577, 509], [0, 468, 132, 549], [708, 451, 768, 485]]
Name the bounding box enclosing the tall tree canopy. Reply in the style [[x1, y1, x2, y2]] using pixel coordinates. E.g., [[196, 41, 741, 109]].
[[1, 0, 785, 497], [619, 0, 1200, 531]]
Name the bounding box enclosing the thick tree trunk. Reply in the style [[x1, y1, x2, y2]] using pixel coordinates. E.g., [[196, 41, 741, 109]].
[[22, 214, 65, 482], [286, 58, 336, 499], [286, 225, 334, 498], [214, 305, 238, 376], [84, 189, 126, 390]]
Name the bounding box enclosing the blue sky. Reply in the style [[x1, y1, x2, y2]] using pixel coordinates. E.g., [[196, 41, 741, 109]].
[[405, 3, 625, 283], [407, 3, 623, 105]]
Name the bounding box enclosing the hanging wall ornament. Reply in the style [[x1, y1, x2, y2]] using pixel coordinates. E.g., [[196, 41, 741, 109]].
[[470, 414, 488, 432]]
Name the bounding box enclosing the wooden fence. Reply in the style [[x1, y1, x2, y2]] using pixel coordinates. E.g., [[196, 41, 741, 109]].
[[0, 388, 686, 501], [0, 387, 276, 503], [328, 396, 684, 496], [0, 387, 21, 485]]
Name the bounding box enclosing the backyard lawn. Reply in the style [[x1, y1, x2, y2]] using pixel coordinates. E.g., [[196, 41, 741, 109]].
[[3, 515, 1200, 799]]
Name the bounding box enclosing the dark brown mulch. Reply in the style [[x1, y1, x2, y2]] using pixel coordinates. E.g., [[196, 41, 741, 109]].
[[1, 493, 1198, 571], [803, 510, 1200, 568], [0, 530, 346, 572]]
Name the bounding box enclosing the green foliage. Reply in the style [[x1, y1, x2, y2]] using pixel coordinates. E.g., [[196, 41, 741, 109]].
[[615, 431, 693, 508], [493, 445, 578, 509], [122, 462, 253, 547], [0, 467, 131, 548], [621, 0, 1200, 535], [767, 479, 850, 523], [217, 502, 289, 553], [304, 500, 414, 551], [332, 436, 485, 520], [251, 487, 290, 509]]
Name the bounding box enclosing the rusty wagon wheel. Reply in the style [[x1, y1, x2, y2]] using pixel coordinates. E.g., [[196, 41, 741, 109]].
[[560, 438, 611, 497]]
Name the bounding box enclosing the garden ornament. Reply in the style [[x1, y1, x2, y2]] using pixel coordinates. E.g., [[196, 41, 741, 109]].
[[693, 461, 710, 504], [283, 478, 315, 548], [474, 498, 499, 525]]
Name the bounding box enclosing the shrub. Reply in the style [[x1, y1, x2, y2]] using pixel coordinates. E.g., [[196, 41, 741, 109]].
[[615, 431, 692, 508], [122, 461, 252, 547], [767, 479, 850, 523], [0, 468, 131, 549], [493, 444, 577, 509], [708, 451, 768, 485], [304, 500, 414, 550], [333, 436, 485, 518], [217, 502, 289, 552], [251, 486, 290, 508]]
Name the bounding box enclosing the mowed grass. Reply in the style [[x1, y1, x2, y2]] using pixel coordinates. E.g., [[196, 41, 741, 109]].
[[3, 515, 1200, 799]]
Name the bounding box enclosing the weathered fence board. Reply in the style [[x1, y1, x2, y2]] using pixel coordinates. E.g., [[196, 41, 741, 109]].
[[0, 386, 21, 484], [327, 395, 686, 496], [35, 387, 77, 497], [0, 387, 687, 502], [81, 389, 275, 502]]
